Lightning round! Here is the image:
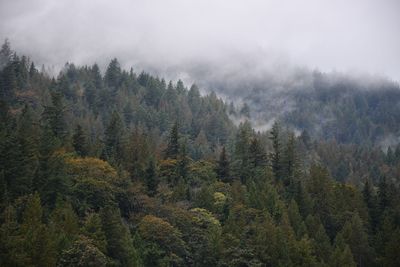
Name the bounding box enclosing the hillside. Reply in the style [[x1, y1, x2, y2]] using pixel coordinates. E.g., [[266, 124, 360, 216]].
[[0, 42, 400, 267]]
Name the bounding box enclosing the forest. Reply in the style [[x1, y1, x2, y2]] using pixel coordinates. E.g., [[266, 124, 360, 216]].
[[0, 40, 400, 267]]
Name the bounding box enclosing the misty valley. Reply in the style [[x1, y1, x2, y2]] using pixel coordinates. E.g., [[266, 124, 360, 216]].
[[0, 38, 400, 267]]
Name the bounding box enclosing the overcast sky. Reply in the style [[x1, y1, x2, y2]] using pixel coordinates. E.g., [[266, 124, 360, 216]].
[[0, 0, 399, 81]]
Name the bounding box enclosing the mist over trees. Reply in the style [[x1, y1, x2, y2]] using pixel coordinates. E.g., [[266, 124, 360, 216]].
[[0, 41, 400, 267]]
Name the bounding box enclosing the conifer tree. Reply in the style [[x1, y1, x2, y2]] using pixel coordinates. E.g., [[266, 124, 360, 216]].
[[270, 121, 282, 180], [216, 146, 231, 183], [164, 122, 179, 159], [104, 58, 121, 88], [82, 213, 108, 254], [103, 111, 124, 163], [249, 137, 267, 168], [42, 91, 68, 141], [145, 159, 158, 196], [73, 124, 88, 157], [21, 193, 57, 267], [362, 179, 378, 231], [15, 105, 38, 194], [101, 206, 140, 266], [283, 132, 300, 187], [0, 39, 12, 69]]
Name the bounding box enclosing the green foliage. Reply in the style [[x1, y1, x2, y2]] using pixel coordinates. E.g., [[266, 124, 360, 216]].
[[0, 45, 399, 266], [164, 122, 180, 159], [58, 235, 107, 267], [101, 206, 140, 266], [216, 146, 231, 183], [269, 121, 283, 180], [72, 124, 88, 157], [138, 215, 188, 266]]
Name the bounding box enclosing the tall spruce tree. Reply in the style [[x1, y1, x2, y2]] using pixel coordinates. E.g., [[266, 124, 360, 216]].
[[73, 124, 88, 157], [145, 159, 158, 197], [164, 122, 179, 159], [270, 121, 282, 180], [216, 146, 231, 183]]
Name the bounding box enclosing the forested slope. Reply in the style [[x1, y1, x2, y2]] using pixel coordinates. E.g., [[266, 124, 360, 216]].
[[0, 41, 400, 267]]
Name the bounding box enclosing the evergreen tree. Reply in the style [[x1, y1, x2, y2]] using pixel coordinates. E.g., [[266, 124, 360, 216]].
[[240, 102, 250, 118], [234, 121, 252, 183], [104, 58, 121, 88], [0, 39, 12, 69], [42, 91, 68, 140], [164, 122, 179, 159], [188, 84, 201, 115], [16, 105, 38, 193], [50, 199, 79, 253], [270, 121, 283, 180], [145, 159, 158, 197], [101, 206, 140, 266], [177, 141, 190, 182], [340, 213, 372, 267], [73, 124, 88, 157], [377, 176, 390, 213], [103, 111, 125, 163], [216, 146, 231, 183], [362, 179, 378, 231], [249, 137, 267, 168], [0, 59, 17, 101], [283, 132, 299, 185], [82, 213, 108, 254], [20, 193, 57, 267]]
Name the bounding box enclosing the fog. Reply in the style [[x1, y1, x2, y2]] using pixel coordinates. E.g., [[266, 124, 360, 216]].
[[1, 0, 399, 82]]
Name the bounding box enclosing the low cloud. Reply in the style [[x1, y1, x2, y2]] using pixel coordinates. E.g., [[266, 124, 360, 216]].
[[0, 0, 399, 82]]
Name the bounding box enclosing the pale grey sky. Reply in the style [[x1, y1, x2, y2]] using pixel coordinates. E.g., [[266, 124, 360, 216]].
[[0, 0, 399, 80]]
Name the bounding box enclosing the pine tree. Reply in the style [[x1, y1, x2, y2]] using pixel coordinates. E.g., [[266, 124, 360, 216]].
[[164, 122, 179, 159], [82, 213, 108, 254], [50, 199, 79, 253], [0, 39, 12, 69], [35, 122, 68, 207], [249, 137, 267, 168], [104, 58, 121, 88], [383, 228, 400, 267], [103, 111, 124, 163], [240, 103, 250, 118], [362, 179, 378, 231], [91, 63, 103, 89], [340, 213, 372, 267], [177, 141, 190, 182], [73, 124, 88, 157], [216, 146, 231, 183], [377, 175, 390, 213], [313, 224, 331, 263], [0, 60, 17, 101], [188, 84, 201, 115], [283, 132, 299, 184], [16, 105, 39, 195], [42, 91, 68, 140], [234, 121, 252, 183], [270, 121, 282, 180], [145, 159, 158, 197], [288, 199, 303, 238], [29, 62, 37, 78], [20, 193, 57, 267], [101, 206, 140, 266]]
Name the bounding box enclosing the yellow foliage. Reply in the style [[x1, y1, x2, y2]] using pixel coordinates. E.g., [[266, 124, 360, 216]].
[[213, 192, 227, 210], [139, 215, 184, 247], [190, 208, 221, 227], [65, 157, 119, 183]]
